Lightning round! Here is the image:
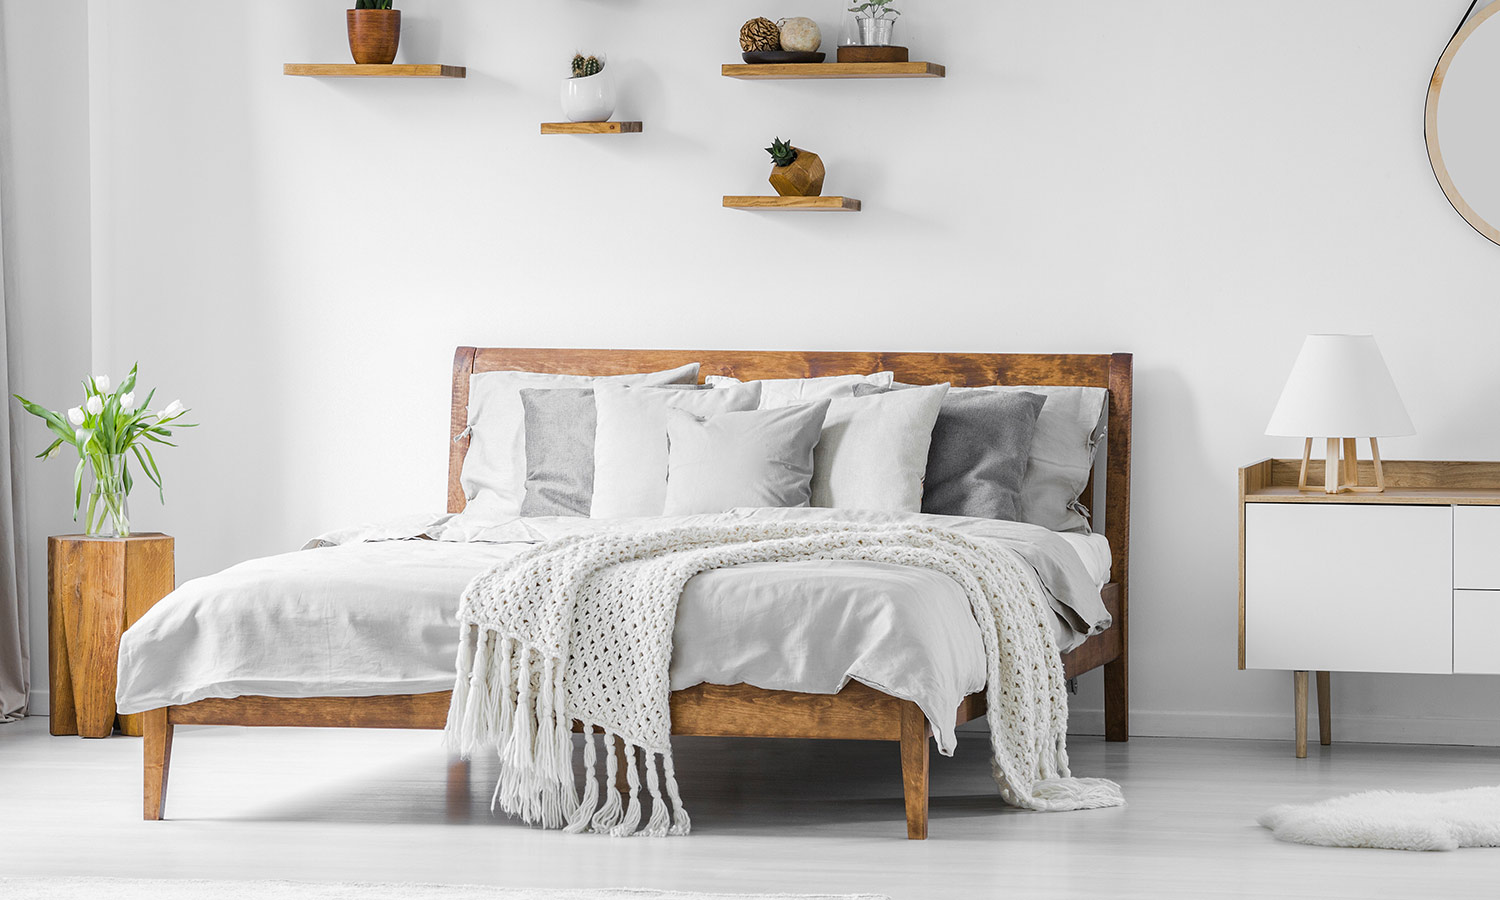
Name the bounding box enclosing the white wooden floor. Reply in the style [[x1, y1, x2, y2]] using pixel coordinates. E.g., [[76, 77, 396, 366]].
[[2, 716, 1498, 899]]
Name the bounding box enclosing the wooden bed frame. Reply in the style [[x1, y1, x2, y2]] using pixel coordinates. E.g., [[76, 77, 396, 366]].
[[142, 348, 1132, 839]]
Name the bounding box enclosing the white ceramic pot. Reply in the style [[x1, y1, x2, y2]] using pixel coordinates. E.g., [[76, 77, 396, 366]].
[[561, 73, 616, 123]]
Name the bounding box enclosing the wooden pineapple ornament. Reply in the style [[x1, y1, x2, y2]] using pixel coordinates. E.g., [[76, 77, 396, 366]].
[[766, 137, 825, 197]]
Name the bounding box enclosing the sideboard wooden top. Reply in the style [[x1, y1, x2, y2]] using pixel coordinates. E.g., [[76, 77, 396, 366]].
[[1241, 459, 1500, 505]]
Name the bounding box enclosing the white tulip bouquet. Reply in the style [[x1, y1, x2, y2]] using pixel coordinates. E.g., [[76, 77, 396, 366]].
[[12, 364, 194, 537]]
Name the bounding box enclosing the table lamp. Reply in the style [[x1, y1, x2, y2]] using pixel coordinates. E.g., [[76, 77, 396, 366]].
[[1265, 334, 1413, 494]]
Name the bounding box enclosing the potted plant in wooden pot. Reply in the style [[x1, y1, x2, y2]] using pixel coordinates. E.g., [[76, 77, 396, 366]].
[[766, 137, 825, 197], [348, 0, 400, 65]]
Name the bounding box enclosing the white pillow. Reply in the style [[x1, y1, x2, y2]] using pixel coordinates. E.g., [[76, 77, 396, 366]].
[[458, 363, 699, 519], [663, 401, 831, 516], [591, 381, 763, 518], [705, 371, 894, 409], [811, 383, 949, 512]]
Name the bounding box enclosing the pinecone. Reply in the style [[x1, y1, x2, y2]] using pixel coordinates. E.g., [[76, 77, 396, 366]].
[[739, 17, 782, 52]]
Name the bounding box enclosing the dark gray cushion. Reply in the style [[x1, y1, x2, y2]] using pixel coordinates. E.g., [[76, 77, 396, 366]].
[[853, 384, 1046, 521], [520, 384, 709, 517]]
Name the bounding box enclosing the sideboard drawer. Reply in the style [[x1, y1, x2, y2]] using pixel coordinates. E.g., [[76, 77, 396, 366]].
[[1454, 506, 1500, 588], [1455, 591, 1500, 675], [1244, 503, 1453, 673]]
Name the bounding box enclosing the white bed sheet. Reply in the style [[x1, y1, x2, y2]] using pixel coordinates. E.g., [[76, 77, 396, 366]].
[[116, 509, 1111, 754], [1058, 532, 1112, 590]]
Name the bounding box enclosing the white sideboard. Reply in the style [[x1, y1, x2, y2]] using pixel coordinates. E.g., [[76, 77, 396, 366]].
[[1238, 458, 1500, 756]]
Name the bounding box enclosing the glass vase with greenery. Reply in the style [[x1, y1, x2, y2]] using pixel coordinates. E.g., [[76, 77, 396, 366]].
[[848, 0, 901, 45], [12, 365, 194, 538]]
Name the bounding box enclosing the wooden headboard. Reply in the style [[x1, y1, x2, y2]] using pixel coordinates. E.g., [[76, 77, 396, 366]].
[[446, 348, 1133, 593]]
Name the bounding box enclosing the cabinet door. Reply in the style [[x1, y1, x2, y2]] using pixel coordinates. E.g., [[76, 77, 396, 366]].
[[1244, 503, 1452, 674], [1454, 591, 1500, 674], [1453, 506, 1500, 589]]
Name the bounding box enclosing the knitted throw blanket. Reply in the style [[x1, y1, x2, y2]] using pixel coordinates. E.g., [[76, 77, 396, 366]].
[[444, 521, 1123, 836]]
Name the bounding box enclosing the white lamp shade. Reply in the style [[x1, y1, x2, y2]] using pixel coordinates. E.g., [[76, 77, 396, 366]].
[[1265, 334, 1414, 438]]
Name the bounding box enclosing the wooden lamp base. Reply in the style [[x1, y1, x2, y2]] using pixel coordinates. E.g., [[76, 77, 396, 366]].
[[1297, 437, 1386, 494]]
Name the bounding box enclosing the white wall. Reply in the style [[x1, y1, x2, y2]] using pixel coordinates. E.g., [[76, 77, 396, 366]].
[[8, 0, 1500, 742]]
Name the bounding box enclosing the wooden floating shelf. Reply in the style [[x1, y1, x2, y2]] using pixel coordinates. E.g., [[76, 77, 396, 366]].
[[721, 62, 944, 80], [540, 122, 643, 135], [283, 64, 466, 78], [723, 196, 862, 212]]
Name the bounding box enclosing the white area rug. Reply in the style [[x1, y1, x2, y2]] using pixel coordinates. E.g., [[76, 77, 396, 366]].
[[0, 881, 888, 900], [1259, 786, 1500, 851]]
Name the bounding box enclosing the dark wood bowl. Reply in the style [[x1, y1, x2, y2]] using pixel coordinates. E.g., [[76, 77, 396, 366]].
[[742, 51, 827, 64]]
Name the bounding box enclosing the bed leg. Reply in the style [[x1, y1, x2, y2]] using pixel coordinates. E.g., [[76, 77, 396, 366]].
[[613, 734, 631, 796], [143, 708, 173, 821], [1104, 654, 1129, 742], [899, 702, 929, 840], [446, 756, 471, 820]]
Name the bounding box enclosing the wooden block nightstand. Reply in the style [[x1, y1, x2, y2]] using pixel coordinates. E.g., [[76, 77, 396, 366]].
[[48, 534, 174, 738], [1239, 459, 1500, 757]]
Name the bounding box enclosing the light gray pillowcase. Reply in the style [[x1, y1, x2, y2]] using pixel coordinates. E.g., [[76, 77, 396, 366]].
[[811, 383, 949, 512], [853, 384, 1047, 522], [663, 401, 831, 516], [459, 363, 700, 520], [874, 382, 1107, 532], [520, 385, 708, 517]]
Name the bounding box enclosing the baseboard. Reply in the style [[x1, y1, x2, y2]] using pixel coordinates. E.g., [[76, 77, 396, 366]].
[[27, 689, 47, 717], [1063, 707, 1500, 747]]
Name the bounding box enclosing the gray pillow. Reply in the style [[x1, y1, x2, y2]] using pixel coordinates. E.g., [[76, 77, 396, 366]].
[[520, 384, 708, 517], [997, 385, 1108, 533], [856, 384, 1046, 521], [519, 388, 597, 517], [663, 401, 831, 516]]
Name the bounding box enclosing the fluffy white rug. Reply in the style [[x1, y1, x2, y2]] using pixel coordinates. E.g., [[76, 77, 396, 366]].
[[0, 881, 888, 900], [1259, 786, 1500, 851]]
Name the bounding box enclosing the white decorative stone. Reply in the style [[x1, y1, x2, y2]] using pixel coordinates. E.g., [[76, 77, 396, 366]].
[[778, 17, 822, 53]]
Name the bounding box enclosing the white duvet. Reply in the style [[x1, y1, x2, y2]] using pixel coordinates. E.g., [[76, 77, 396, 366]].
[[116, 508, 1110, 754]]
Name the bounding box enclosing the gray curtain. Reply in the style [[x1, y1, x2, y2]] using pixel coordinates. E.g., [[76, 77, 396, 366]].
[[0, 156, 27, 722]]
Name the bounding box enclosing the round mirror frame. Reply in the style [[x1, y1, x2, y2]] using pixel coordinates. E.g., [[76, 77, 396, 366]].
[[1427, 3, 1500, 246]]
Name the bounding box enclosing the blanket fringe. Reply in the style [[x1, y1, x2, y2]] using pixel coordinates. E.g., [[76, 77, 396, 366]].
[[643, 753, 671, 837], [591, 731, 625, 832], [610, 744, 644, 837], [1029, 777, 1125, 811], [662, 750, 692, 836], [563, 725, 600, 834]]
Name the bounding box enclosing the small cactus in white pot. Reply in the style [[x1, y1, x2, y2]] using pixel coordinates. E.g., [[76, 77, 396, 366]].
[[561, 52, 615, 123]]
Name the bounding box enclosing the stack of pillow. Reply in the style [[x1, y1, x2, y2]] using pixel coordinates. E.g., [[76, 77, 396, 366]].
[[458, 365, 1106, 534]]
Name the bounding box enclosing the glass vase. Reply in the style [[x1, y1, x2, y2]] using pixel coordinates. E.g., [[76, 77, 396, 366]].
[[86, 453, 131, 538]]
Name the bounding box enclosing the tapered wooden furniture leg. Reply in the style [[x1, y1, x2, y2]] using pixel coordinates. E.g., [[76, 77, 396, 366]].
[[899, 701, 930, 840], [1104, 656, 1129, 742], [143, 708, 173, 820], [446, 757, 470, 819], [1324, 440, 1340, 495], [1317, 671, 1332, 747], [613, 734, 630, 796], [1293, 671, 1309, 759]]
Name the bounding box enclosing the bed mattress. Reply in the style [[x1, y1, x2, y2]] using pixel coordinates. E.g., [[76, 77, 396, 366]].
[[116, 508, 1111, 754]]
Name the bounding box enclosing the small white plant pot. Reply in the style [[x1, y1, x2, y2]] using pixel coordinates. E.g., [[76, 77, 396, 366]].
[[561, 73, 616, 123]]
